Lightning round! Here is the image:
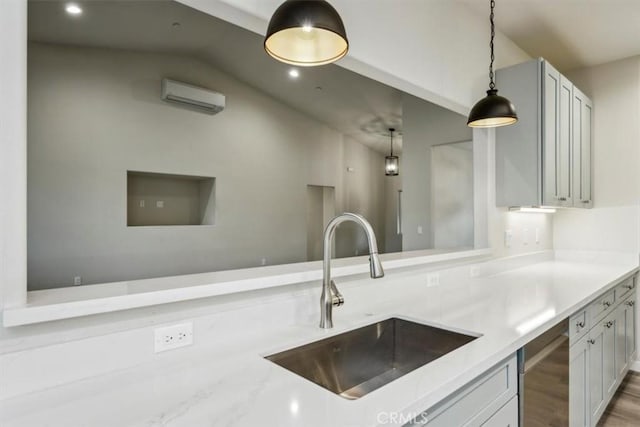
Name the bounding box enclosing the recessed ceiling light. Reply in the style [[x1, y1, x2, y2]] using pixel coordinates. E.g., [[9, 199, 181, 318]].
[[65, 3, 83, 16], [288, 69, 300, 79]]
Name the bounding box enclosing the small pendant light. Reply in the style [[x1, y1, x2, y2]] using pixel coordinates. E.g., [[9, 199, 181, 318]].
[[385, 128, 399, 176], [467, 0, 518, 128], [264, 0, 349, 67]]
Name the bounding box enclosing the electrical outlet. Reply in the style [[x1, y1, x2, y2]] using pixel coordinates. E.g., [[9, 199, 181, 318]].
[[154, 322, 193, 353], [535, 228, 540, 244], [470, 266, 480, 278], [73, 276, 82, 286], [523, 228, 529, 245], [427, 273, 440, 287]]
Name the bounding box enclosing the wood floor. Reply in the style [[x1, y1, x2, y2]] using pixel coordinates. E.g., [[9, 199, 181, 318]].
[[598, 371, 640, 426]]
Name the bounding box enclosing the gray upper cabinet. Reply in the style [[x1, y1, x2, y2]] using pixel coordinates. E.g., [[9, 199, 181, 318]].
[[496, 58, 593, 208], [572, 86, 594, 207]]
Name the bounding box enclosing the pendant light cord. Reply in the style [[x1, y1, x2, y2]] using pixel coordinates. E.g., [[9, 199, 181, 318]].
[[389, 129, 394, 156], [489, 0, 496, 90]]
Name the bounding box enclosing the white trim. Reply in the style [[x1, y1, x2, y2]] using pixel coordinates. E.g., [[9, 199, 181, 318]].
[[630, 360, 640, 373], [0, 0, 27, 309]]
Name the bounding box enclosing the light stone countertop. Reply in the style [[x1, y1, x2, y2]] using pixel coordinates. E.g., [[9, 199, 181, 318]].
[[1, 253, 638, 427]]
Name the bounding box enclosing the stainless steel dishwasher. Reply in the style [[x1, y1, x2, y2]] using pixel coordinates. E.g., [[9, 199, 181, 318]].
[[518, 318, 570, 427]]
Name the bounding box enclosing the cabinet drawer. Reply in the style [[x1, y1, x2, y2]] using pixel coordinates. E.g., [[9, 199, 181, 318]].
[[615, 276, 636, 301], [404, 355, 517, 427], [570, 308, 589, 343], [481, 396, 518, 427], [589, 290, 615, 324]]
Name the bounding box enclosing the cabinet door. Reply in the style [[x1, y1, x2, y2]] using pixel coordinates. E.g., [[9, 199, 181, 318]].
[[602, 314, 617, 398], [615, 304, 629, 381], [572, 87, 593, 208], [624, 295, 637, 363], [543, 62, 573, 207], [588, 322, 606, 423], [570, 335, 590, 427]]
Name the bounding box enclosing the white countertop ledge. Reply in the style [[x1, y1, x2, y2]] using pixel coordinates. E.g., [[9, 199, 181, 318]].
[[3, 248, 491, 326], [1, 252, 638, 427]]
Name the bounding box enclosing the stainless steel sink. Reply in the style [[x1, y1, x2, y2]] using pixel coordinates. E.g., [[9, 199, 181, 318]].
[[265, 317, 478, 399]]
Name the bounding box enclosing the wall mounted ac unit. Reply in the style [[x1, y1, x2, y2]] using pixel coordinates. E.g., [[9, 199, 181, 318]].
[[161, 78, 225, 114]]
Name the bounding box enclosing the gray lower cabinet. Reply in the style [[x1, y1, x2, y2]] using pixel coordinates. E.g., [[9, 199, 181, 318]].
[[403, 275, 636, 427], [570, 274, 638, 427], [602, 314, 618, 399], [570, 334, 590, 427], [481, 396, 518, 427], [588, 313, 617, 423], [403, 355, 517, 427], [586, 320, 606, 424], [615, 303, 629, 379], [623, 296, 637, 362]]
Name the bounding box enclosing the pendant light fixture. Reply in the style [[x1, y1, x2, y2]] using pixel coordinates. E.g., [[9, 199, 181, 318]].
[[467, 0, 518, 128], [385, 128, 399, 176], [264, 0, 349, 67]]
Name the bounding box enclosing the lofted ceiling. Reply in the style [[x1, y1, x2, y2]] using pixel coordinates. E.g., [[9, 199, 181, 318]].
[[27, 0, 419, 154], [455, 0, 640, 72]]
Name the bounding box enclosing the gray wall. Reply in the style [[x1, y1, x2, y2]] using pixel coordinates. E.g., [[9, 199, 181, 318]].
[[384, 175, 403, 253], [27, 43, 387, 289], [401, 94, 472, 251]]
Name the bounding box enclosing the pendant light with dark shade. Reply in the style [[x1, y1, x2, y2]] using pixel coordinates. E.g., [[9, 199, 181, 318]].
[[264, 0, 349, 67], [467, 0, 518, 128], [385, 128, 399, 176]]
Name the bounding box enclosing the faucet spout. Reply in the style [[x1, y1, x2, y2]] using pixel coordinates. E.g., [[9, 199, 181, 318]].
[[319, 213, 384, 329]]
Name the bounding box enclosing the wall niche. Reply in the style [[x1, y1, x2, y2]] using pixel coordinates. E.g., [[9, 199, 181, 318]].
[[127, 171, 215, 226]]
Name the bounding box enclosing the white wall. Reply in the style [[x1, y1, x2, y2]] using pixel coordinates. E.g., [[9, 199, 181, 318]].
[[554, 56, 640, 255], [479, 127, 555, 258], [27, 43, 387, 289]]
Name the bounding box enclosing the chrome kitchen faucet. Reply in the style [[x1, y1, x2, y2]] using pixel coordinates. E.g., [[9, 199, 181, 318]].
[[320, 213, 384, 329]]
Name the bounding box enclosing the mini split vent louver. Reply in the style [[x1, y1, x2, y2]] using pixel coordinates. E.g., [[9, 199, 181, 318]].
[[161, 78, 225, 115]]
